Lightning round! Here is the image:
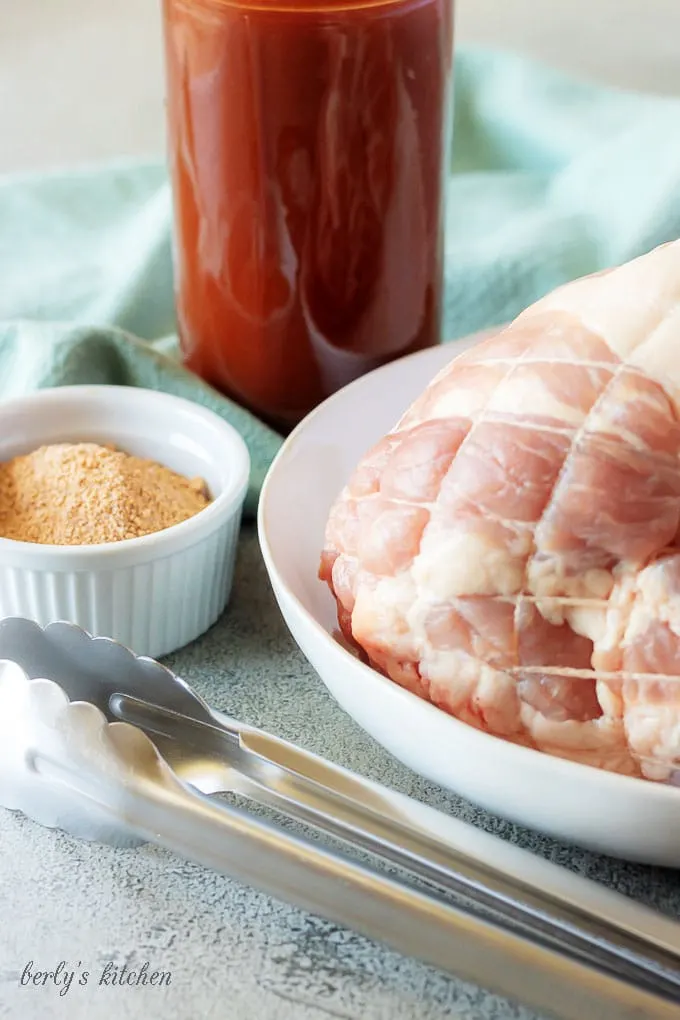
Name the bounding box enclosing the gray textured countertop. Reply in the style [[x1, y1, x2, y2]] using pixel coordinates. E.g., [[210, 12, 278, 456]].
[[2, 526, 679, 1020]]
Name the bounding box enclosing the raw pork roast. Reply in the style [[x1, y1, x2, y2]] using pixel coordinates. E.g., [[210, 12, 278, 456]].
[[320, 240, 680, 782]]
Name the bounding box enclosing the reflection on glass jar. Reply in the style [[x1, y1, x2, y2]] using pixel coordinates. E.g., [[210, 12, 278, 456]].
[[163, 0, 455, 431]]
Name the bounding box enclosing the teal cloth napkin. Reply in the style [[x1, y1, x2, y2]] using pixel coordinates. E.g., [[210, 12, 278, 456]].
[[1, 47, 679, 518]]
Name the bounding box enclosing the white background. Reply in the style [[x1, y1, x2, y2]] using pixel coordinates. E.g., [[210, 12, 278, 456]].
[[1, 0, 679, 175]]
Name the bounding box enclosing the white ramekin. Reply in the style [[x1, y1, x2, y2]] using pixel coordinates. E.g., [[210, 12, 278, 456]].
[[0, 385, 250, 659]]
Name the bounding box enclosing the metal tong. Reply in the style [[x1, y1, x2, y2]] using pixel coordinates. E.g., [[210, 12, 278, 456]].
[[1, 617, 679, 1020]]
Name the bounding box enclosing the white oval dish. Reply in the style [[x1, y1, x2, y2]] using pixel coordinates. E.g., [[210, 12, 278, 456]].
[[0, 386, 250, 658], [258, 338, 680, 867]]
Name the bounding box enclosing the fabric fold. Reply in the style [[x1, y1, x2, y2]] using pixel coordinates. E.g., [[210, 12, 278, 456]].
[[0, 47, 678, 517]]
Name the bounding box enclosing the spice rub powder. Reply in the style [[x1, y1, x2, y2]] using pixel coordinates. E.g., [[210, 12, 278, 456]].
[[0, 443, 211, 546]]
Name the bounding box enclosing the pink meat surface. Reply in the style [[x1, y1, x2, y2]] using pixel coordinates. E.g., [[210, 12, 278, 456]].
[[320, 240, 680, 781]]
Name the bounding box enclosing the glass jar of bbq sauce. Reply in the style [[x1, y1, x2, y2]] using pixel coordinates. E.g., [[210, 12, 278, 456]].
[[162, 0, 454, 431]]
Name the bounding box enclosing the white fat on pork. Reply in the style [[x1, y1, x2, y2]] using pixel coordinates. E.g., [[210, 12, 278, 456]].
[[320, 239, 680, 781]]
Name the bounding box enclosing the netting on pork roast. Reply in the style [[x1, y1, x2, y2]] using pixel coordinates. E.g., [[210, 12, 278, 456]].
[[320, 242, 680, 783]]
